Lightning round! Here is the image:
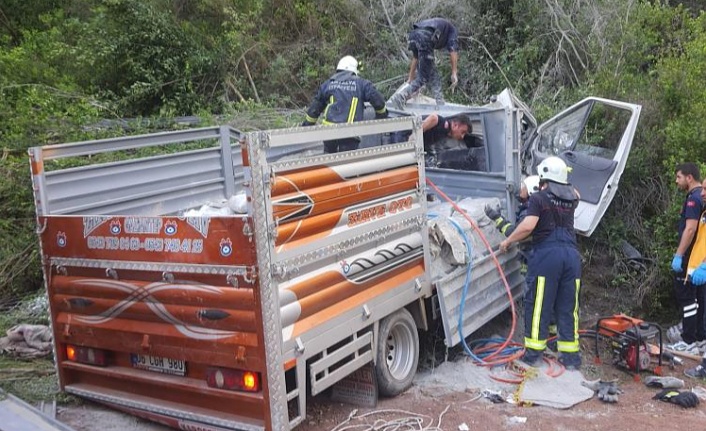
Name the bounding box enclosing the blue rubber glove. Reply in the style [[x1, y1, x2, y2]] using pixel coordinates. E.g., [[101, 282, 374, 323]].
[[672, 254, 683, 272], [692, 263, 706, 286]]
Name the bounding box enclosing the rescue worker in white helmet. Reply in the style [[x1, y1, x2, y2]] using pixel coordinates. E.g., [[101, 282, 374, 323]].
[[485, 175, 541, 276], [485, 175, 540, 238], [499, 156, 582, 369], [302, 55, 388, 153]]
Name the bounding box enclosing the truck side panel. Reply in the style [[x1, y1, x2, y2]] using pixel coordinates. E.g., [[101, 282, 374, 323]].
[[243, 120, 431, 425], [31, 119, 430, 430]]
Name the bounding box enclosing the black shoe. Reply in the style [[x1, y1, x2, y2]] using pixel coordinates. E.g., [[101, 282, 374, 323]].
[[559, 353, 582, 370], [521, 350, 543, 367], [685, 364, 706, 380]]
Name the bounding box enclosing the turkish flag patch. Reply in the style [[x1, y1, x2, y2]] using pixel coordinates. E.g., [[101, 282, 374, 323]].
[[688, 200, 697, 207]]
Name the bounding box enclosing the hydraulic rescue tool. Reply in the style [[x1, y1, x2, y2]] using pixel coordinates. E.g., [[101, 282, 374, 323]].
[[593, 314, 663, 377]]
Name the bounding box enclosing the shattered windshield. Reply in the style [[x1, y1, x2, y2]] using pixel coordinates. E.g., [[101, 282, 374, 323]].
[[536, 104, 590, 156], [536, 102, 632, 160]]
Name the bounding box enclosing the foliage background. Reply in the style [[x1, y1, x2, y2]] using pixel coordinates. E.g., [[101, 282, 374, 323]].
[[1, 0, 706, 320]]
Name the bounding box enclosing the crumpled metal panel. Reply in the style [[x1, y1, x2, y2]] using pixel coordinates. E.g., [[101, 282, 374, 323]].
[[428, 197, 524, 347], [0, 389, 77, 431]]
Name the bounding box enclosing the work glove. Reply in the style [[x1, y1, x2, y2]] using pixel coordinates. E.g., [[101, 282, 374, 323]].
[[643, 376, 684, 389], [450, 72, 458, 93], [375, 109, 389, 120], [484, 205, 502, 222], [691, 263, 706, 286], [301, 120, 315, 127], [653, 389, 700, 408], [582, 379, 622, 403], [671, 254, 683, 272]]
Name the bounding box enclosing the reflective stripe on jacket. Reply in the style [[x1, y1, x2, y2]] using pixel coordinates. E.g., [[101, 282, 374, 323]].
[[305, 71, 387, 125]]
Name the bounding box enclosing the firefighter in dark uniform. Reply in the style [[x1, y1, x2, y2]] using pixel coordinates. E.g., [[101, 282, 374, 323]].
[[303, 55, 388, 153], [387, 18, 459, 109], [499, 157, 582, 368], [486, 175, 540, 275], [486, 175, 541, 238]]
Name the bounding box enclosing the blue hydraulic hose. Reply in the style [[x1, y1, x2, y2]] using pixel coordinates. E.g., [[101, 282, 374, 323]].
[[430, 213, 482, 361], [430, 212, 521, 364]]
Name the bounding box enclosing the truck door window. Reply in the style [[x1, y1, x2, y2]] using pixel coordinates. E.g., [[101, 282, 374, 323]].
[[573, 103, 631, 159], [536, 104, 589, 156]]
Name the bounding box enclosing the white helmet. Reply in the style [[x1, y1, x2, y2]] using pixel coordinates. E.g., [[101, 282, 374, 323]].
[[523, 175, 541, 195], [537, 156, 569, 184], [337, 55, 359, 74]]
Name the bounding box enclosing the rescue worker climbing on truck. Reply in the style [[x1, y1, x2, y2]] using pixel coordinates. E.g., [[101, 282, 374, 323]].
[[499, 157, 582, 369], [387, 17, 459, 109], [303, 55, 388, 153]]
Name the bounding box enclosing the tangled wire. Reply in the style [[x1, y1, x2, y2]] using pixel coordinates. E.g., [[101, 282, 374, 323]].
[[329, 407, 451, 431]]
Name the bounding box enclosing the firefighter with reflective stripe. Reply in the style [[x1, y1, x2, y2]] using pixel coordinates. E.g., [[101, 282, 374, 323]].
[[499, 157, 582, 369], [485, 175, 540, 274], [672, 163, 704, 348], [303, 55, 388, 153], [486, 175, 540, 237]]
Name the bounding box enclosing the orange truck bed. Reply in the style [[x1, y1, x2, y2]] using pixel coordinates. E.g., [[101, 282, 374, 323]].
[[30, 119, 432, 430]]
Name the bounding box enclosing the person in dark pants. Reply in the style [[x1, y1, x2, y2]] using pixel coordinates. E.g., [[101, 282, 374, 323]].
[[387, 18, 459, 109], [499, 157, 582, 369], [684, 178, 706, 379], [671, 163, 704, 352], [303, 55, 388, 153]]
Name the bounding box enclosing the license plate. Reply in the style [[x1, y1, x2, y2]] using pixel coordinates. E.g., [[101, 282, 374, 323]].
[[131, 354, 186, 376]]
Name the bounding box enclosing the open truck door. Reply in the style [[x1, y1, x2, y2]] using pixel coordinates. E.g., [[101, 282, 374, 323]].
[[525, 98, 641, 236]]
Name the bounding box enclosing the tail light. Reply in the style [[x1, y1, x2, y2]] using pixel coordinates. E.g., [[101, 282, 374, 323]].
[[206, 367, 260, 392], [66, 345, 107, 366]]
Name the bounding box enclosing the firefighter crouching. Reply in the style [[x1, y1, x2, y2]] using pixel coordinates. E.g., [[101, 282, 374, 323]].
[[499, 157, 582, 369]]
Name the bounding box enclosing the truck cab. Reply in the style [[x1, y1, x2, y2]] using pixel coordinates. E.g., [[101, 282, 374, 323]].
[[388, 89, 641, 237]]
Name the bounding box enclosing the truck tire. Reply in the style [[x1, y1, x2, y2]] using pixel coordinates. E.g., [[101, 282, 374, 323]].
[[375, 308, 419, 397]]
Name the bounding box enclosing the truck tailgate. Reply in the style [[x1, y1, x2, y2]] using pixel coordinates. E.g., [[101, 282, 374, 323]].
[[41, 215, 268, 430]]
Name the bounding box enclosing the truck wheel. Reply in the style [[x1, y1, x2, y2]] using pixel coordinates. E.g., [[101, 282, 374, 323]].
[[375, 308, 419, 397]]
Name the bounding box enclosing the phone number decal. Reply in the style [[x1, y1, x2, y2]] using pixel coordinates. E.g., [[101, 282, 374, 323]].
[[86, 236, 204, 254]]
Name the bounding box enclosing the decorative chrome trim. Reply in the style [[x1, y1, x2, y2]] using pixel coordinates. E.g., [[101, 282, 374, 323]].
[[270, 141, 414, 172], [274, 215, 425, 273], [49, 258, 250, 278], [245, 131, 289, 430]]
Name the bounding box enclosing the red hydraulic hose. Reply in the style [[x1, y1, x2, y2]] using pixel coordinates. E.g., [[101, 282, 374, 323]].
[[426, 178, 518, 364]]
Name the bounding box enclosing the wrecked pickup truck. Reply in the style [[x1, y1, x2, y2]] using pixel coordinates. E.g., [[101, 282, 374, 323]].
[[28, 90, 640, 431]]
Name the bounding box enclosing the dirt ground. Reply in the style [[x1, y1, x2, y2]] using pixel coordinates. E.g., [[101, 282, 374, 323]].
[[55, 312, 706, 431], [56, 351, 706, 431], [294, 325, 706, 431]]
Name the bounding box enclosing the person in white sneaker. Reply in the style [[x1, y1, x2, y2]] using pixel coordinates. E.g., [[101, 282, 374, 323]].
[[685, 350, 706, 379], [672, 163, 704, 353], [684, 176, 706, 368]]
